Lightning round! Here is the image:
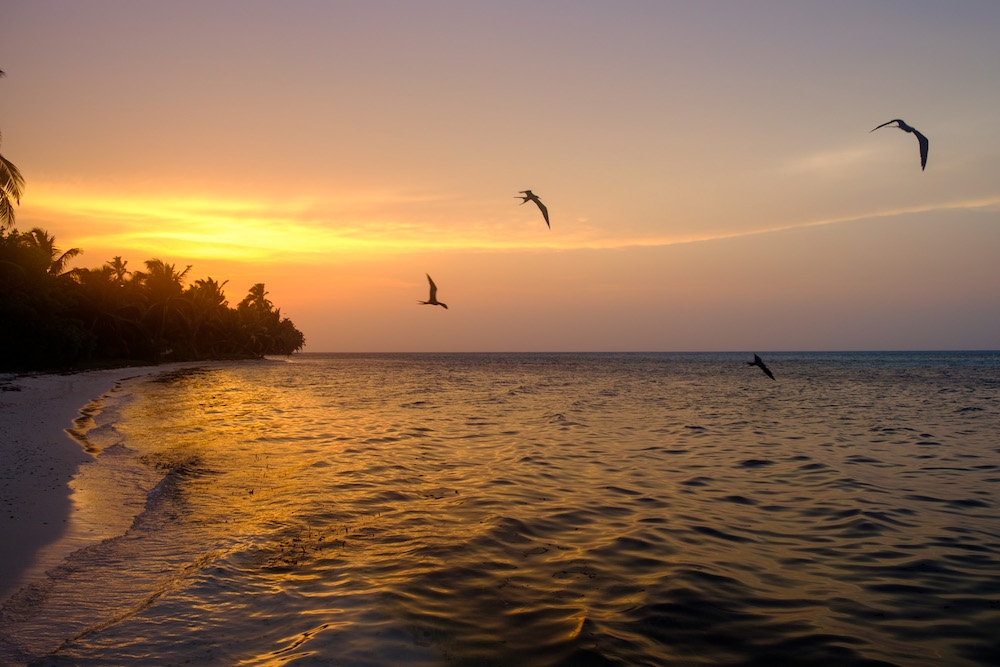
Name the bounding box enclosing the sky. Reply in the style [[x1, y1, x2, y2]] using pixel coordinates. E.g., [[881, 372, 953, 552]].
[[2, 1, 999, 352]]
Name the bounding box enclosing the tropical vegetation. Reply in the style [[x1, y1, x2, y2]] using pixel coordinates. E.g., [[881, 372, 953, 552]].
[[1, 70, 305, 371], [0, 131, 24, 232], [0, 227, 306, 370]]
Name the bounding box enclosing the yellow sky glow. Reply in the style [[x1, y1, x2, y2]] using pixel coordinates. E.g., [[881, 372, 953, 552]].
[[22, 183, 1000, 264]]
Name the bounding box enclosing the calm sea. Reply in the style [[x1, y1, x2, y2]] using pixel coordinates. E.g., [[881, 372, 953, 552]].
[[1, 353, 998, 666]]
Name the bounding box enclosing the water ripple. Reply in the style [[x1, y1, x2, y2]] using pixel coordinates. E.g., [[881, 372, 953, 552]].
[[2, 353, 999, 665]]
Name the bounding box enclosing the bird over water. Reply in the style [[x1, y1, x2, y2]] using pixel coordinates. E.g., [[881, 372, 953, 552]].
[[418, 273, 448, 309], [748, 354, 775, 380], [516, 190, 550, 229], [871, 119, 929, 171]]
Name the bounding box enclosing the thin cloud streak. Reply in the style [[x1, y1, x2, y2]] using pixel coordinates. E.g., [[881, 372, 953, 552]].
[[616, 196, 1000, 250], [777, 146, 879, 174], [20, 182, 1000, 262]]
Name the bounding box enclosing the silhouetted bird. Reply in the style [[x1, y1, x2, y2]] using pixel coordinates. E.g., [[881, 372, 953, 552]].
[[418, 273, 448, 309], [870, 119, 929, 171], [516, 190, 549, 229], [747, 354, 775, 380]]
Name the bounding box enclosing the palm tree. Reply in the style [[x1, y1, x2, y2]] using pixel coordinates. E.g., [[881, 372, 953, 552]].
[[107, 256, 130, 285], [0, 69, 22, 232], [183, 277, 229, 358], [235, 283, 304, 356], [0, 132, 24, 232], [239, 283, 274, 313], [72, 265, 143, 358], [134, 258, 192, 357], [273, 316, 306, 354], [24, 228, 83, 276], [135, 258, 191, 301], [236, 283, 273, 357]]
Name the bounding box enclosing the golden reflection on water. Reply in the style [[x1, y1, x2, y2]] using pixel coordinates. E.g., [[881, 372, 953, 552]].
[[2, 354, 999, 666]]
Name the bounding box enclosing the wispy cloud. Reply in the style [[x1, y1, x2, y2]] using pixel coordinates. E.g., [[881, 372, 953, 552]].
[[777, 145, 879, 175], [596, 196, 1000, 250], [20, 182, 1000, 262]]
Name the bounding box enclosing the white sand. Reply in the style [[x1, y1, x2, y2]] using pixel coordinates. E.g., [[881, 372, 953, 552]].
[[0, 364, 204, 604]]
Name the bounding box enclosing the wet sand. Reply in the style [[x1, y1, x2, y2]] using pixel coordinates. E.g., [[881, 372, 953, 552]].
[[0, 364, 204, 604]]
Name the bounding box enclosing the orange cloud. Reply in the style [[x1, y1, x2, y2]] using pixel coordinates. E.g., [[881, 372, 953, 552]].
[[19, 182, 1000, 262]]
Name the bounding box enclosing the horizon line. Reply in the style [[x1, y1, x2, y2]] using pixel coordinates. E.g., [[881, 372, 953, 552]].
[[285, 349, 1000, 355]]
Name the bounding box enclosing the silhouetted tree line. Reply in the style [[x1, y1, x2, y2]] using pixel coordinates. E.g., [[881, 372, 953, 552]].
[[3, 71, 302, 371], [0, 226, 306, 371]]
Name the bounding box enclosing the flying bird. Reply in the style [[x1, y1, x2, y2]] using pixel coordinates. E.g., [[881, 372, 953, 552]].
[[747, 354, 775, 380], [418, 273, 448, 309], [516, 190, 549, 229], [870, 119, 929, 171]]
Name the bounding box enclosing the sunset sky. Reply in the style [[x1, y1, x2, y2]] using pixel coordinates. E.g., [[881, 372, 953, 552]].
[[2, 1, 999, 351]]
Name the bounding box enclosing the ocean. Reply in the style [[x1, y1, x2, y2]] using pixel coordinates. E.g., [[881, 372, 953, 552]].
[[1, 352, 998, 666]]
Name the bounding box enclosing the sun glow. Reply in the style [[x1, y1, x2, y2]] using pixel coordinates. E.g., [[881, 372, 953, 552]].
[[20, 183, 583, 259], [22, 184, 400, 261], [18, 183, 1000, 264]]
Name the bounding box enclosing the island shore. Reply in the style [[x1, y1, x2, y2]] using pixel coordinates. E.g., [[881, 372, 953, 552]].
[[0, 364, 205, 604]]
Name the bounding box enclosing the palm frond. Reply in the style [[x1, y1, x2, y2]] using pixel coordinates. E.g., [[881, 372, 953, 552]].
[[0, 149, 25, 230]]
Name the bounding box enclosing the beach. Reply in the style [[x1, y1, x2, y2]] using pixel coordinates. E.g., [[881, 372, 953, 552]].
[[0, 364, 206, 604]]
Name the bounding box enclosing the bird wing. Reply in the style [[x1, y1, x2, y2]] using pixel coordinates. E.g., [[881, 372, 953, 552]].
[[913, 129, 929, 170], [426, 274, 438, 301], [870, 119, 901, 133], [752, 355, 775, 379], [534, 199, 550, 228]]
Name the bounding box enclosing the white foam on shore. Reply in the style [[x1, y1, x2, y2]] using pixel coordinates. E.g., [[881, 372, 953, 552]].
[[0, 362, 227, 605]]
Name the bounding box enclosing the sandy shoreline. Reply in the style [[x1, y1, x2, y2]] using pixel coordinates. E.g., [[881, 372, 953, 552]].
[[0, 363, 210, 604]]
